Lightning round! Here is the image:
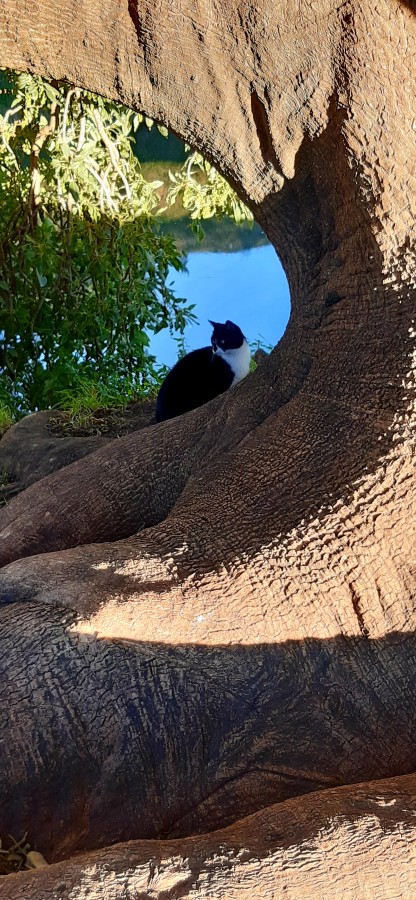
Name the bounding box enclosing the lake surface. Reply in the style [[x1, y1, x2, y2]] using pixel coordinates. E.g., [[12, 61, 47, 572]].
[[140, 125, 291, 368], [149, 243, 290, 368]]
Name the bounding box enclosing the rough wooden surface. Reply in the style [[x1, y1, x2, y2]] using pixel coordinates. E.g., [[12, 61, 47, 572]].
[[0, 0, 415, 895], [2, 774, 416, 899], [0, 400, 156, 500]]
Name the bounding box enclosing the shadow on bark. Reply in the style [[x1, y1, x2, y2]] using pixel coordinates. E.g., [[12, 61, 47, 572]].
[[1, 604, 415, 861], [2, 772, 416, 899]]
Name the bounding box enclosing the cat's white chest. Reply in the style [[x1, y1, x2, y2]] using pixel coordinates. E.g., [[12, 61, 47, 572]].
[[216, 339, 251, 385]]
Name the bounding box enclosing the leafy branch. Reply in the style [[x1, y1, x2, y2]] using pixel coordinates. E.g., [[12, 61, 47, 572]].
[[166, 151, 253, 227], [0, 69, 194, 417], [0, 69, 248, 420]]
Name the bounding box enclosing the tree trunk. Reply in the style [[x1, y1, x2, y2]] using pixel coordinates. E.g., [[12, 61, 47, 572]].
[[2, 774, 416, 900], [0, 0, 415, 894]]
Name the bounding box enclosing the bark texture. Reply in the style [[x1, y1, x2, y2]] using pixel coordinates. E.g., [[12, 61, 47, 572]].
[[2, 774, 416, 900], [0, 0, 415, 895], [0, 400, 156, 499]]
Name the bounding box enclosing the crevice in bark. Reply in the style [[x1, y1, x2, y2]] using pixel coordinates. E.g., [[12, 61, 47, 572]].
[[127, 0, 144, 46], [250, 88, 283, 176], [163, 763, 335, 840], [3, 772, 416, 899], [348, 580, 369, 637]]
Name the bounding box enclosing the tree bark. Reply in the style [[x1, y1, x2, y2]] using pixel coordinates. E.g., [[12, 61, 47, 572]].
[[2, 774, 416, 900], [0, 0, 415, 893], [0, 401, 155, 499]]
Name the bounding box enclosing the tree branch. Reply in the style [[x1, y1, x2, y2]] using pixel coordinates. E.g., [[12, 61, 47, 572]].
[[29, 101, 60, 214]]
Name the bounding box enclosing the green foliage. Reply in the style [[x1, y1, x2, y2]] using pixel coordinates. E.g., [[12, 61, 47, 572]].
[[250, 335, 273, 354], [0, 70, 252, 420], [0, 404, 13, 436], [0, 70, 195, 416], [53, 370, 164, 431], [249, 336, 273, 372], [166, 152, 253, 238], [0, 210, 193, 414], [0, 70, 162, 219]]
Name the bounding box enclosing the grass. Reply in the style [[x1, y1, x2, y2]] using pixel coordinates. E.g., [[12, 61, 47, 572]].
[[0, 406, 14, 437], [56, 380, 129, 415], [0, 365, 166, 435], [52, 374, 162, 434], [54, 382, 135, 432]]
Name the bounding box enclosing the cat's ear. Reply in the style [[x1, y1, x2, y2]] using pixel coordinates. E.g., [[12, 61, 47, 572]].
[[208, 320, 217, 328], [225, 320, 235, 328]]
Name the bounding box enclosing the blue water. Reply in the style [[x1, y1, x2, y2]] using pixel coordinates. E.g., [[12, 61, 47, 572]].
[[150, 244, 290, 368]]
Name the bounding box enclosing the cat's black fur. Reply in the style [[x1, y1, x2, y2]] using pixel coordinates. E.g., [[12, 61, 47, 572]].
[[156, 320, 249, 422]]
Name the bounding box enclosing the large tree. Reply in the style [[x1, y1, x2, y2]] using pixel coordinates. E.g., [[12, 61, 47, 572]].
[[0, 0, 415, 896]]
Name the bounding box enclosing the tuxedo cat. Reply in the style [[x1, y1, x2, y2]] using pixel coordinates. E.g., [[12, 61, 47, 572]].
[[156, 319, 250, 422]]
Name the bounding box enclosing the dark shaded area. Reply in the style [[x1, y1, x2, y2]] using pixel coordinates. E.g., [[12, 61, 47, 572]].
[[0, 608, 415, 860], [2, 773, 416, 899], [250, 89, 283, 176], [134, 122, 187, 163]]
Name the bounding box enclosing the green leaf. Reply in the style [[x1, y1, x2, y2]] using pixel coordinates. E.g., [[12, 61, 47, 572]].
[[68, 182, 80, 200], [44, 82, 59, 103]]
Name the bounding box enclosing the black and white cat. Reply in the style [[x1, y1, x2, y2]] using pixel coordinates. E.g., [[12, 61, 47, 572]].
[[156, 319, 250, 422]]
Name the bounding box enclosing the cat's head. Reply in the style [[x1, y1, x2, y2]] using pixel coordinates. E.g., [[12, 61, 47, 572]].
[[209, 320, 245, 352]]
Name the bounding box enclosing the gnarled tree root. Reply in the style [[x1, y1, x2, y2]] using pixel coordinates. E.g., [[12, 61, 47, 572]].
[[2, 773, 416, 899]]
